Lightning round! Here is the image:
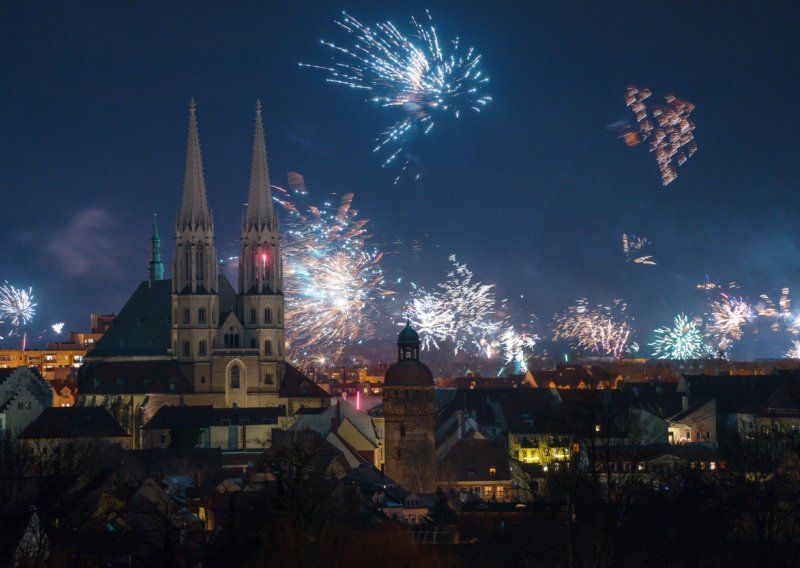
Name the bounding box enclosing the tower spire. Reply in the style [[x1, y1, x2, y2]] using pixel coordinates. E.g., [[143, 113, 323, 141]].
[[244, 99, 275, 232], [148, 213, 164, 286], [178, 98, 212, 232]]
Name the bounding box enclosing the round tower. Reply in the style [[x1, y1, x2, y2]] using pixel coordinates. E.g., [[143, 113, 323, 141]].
[[383, 322, 436, 492]]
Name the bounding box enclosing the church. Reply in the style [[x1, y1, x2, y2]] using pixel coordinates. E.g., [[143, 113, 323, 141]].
[[78, 101, 330, 442]]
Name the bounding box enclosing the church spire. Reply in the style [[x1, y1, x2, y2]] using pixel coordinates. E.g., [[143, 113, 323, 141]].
[[148, 213, 164, 286], [244, 100, 275, 232], [178, 98, 212, 232]]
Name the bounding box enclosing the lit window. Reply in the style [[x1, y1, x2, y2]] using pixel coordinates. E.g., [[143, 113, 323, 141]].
[[489, 467, 496, 477], [595, 424, 601, 432], [709, 461, 716, 470]]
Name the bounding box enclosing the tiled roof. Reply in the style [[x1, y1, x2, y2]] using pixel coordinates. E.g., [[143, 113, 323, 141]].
[[438, 439, 511, 482], [279, 364, 331, 398], [142, 404, 281, 429], [20, 407, 127, 439], [78, 359, 194, 395]]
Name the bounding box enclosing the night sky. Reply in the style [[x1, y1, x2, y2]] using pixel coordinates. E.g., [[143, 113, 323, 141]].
[[2, 1, 800, 358]]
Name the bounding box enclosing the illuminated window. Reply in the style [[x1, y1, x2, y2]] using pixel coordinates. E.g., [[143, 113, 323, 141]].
[[489, 467, 496, 477], [595, 424, 601, 432], [230, 365, 241, 388]]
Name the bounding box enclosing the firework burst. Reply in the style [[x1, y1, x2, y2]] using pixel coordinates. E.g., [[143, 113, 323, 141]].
[[0, 283, 36, 331], [301, 11, 491, 183], [553, 299, 635, 358], [706, 293, 753, 351], [277, 189, 392, 365], [623, 85, 697, 186], [405, 255, 498, 354], [650, 314, 706, 360], [786, 340, 800, 359]]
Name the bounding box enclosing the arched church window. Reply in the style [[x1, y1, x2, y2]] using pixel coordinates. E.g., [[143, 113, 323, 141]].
[[233, 334, 240, 348], [183, 308, 190, 325], [198, 307, 206, 324], [199, 340, 207, 356], [250, 338, 256, 348], [264, 307, 272, 324], [250, 308, 257, 323], [230, 365, 240, 388], [196, 249, 204, 282], [265, 339, 272, 356], [277, 309, 283, 324]]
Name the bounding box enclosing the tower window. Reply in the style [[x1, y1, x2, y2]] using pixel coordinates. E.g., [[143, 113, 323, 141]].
[[277, 309, 283, 324], [230, 365, 241, 389], [250, 338, 256, 348], [264, 339, 272, 356], [224, 334, 230, 348], [199, 340, 207, 356], [198, 307, 207, 324], [278, 341, 283, 356], [182, 341, 191, 357], [250, 308, 257, 323], [264, 307, 272, 324], [265, 372, 274, 385], [233, 334, 240, 348], [183, 308, 190, 325]]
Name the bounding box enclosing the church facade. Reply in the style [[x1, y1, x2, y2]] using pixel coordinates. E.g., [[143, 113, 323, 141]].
[[78, 101, 329, 441]]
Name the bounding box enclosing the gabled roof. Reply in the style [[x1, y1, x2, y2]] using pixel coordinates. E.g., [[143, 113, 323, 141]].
[[0, 367, 53, 409], [20, 407, 127, 439], [280, 364, 330, 399], [78, 359, 194, 395], [88, 280, 172, 357], [683, 373, 790, 414]]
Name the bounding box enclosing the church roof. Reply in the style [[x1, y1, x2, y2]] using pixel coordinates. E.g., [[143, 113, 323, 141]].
[[384, 359, 434, 388], [177, 99, 212, 232], [244, 100, 276, 233], [89, 279, 172, 358], [78, 359, 194, 395]]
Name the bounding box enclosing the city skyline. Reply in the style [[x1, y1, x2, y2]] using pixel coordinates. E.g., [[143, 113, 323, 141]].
[[2, 2, 800, 359]]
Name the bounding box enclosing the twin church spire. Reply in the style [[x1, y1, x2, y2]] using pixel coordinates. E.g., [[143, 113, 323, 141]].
[[170, 99, 280, 296]]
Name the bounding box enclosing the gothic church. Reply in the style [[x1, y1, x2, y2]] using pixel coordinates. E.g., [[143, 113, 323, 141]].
[[78, 101, 329, 436]]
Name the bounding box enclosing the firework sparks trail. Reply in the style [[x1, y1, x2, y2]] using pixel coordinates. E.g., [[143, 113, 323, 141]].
[[706, 293, 753, 351], [0, 283, 36, 332], [405, 255, 498, 355], [496, 323, 538, 372], [786, 340, 800, 359], [301, 11, 491, 183], [276, 186, 393, 365], [756, 288, 800, 334], [51, 322, 65, 334], [623, 85, 697, 186], [553, 299, 635, 358], [622, 233, 656, 265], [649, 314, 706, 359]]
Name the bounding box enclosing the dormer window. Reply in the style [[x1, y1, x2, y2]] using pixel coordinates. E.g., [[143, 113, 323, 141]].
[[489, 467, 496, 477]]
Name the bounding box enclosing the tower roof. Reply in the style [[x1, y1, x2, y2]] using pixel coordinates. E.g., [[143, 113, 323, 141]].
[[398, 321, 420, 346], [178, 99, 212, 231], [244, 100, 274, 232]]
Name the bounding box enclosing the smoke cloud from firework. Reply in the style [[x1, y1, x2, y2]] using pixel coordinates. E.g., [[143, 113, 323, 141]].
[[301, 10, 491, 183]]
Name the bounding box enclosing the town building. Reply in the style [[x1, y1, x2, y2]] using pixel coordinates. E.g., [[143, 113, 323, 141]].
[[0, 367, 53, 436]]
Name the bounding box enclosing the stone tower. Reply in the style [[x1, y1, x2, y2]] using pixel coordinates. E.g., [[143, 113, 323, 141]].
[[383, 323, 436, 492], [171, 99, 219, 364], [237, 100, 285, 392]]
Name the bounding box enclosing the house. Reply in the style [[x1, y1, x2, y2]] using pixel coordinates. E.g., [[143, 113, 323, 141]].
[[437, 438, 513, 502], [0, 367, 53, 437]]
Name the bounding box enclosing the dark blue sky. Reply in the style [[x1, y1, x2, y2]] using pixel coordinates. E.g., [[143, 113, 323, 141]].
[[2, 1, 799, 357]]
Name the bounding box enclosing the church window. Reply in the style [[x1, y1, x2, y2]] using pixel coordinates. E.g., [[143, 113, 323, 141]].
[[196, 249, 204, 282], [182, 341, 191, 357], [183, 308, 190, 324], [230, 365, 241, 389], [250, 338, 256, 348], [278, 342, 283, 356], [265, 339, 272, 356], [199, 340, 207, 356], [200, 376, 206, 384], [224, 334, 230, 348], [250, 308, 257, 323], [198, 307, 206, 324], [265, 372, 274, 385], [277, 309, 283, 324], [233, 334, 240, 348], [264, 307, 272, 324]]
